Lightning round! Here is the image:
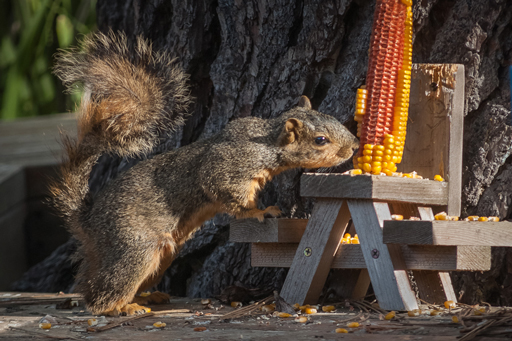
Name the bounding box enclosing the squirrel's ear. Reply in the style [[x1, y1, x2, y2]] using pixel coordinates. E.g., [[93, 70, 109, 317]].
[[279, 118, 304, 146], [298, 96, 312, 109]]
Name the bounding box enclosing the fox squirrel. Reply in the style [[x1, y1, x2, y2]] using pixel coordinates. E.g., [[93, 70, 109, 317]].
[[51, 31, 359, 316]]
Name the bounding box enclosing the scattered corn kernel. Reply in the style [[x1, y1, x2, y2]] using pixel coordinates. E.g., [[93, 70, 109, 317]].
[[407, 309, 420, 317], [140, 291, 151, 297], [305, 308, 318, 314], [478, 217, 488, 222], [466, 216, 479, 221], [276, 312, 292, 318], [444, 300, 456, 309], [488, 216, 499, 222], [88, 319, 98, 326], [201, 298, 211, 305], [341, 237, 350, 244], [384, 311, 396, 320], [350, 237, 360, 244], [153, 322, 166, 328], [336, 328, 349, 333], [434, 175, 444, 182], [391, 214, 403, 221], [430, 310, 440, 316], [231, 301, 242, 308], [261, 304, 275, 313], [194, 327, 207, 332], [452, 316, 460, 323], [347, 322, 360, 328], [299, 305, 310, 313], [448, 216, 459, 221], [434, 212, 448, 220], [344, 233, 351, 239], [322, 305, 336, 312], [295, 316, 308, 323], [349, 169, 363, 175], [39, 323, 52, 330]]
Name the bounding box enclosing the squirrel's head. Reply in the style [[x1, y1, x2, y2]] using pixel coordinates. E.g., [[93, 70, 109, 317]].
[[278, 96, 359, 169]]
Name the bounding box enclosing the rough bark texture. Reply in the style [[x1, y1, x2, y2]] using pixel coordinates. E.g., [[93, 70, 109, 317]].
[[13, 0, 512, 305]]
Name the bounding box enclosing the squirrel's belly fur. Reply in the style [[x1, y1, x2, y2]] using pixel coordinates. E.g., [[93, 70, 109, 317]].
[[51, 30, 359, 315]]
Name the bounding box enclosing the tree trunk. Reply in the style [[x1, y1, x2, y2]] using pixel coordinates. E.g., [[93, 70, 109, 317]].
[[13, 0, 512, 305]]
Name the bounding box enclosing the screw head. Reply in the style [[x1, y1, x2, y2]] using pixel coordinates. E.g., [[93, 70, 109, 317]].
[[371, 249, 380, 259], [304, 247, 312, 257]]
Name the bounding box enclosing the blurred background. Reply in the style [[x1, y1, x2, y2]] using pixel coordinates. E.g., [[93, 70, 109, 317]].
[[0, 0, 97, 120]]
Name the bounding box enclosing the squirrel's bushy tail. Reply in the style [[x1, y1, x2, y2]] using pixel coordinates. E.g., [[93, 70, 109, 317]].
[[51, 30, 190, 228]]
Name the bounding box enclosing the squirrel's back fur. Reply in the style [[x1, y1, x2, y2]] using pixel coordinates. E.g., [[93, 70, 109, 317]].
[[51, 31, 359, 316]]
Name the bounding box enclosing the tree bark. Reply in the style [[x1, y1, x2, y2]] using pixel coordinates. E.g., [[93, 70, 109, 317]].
[[13, 0, 512, 305]]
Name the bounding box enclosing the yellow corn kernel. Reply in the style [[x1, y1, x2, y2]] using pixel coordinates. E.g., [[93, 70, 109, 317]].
[[347, 322, 360, 328], [363, 163, 372, 173], [384, 311, 396, 320], [382, 169, 393, 176], [434, 212, 448, 220], [374, 145, 385, 151], [344, 233, 351, 239], [448, 216, 459, 221], [373, 149, 384, 156], [488, 216, 499, 222], [362, 155, 372, 163], [373, 156, 383, 161], [444, 301, 456, 309], [88, 319, 98, 326], [364, 144, 374, 150], [467, 216, 479, 221], [299, 305, 310, 313], [276, 312, 292, 318], [231, 301, 242, 308], [358, 163, 364, 169], [336, 328, 349, 333], [341, 237, 350, 244], [434, 175, 444, 182], [140, 291, 151, 297], [430, 310, 440, 316], [452, 315, 460, 323], [349, 169, 362, 175], [295, 316, 308, 323], [407, 309, 420, 317], [322, 305, 336, 312], [403, 173, 412, 178], [261, 304, 275, 313], [305, 308, 318, 314], [371, 166, 382, 174], [350, 237, 359, 244], [478, 217, 488, 222], [391, 214, 403, 220], [363, 149, 373, 156], [153, 322, 166, 328], [39, 323, 52, 330]]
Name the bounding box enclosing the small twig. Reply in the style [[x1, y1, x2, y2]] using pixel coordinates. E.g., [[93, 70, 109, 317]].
[[459, 315, 512, 341], [220, 296, 273, 320], [88, 309, 190, 333], [9, 326, 79, 340]]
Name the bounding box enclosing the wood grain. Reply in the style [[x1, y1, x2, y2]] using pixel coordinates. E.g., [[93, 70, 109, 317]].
[[347, 200, 417, 311], [398, 64, 464, 216], [383, 220, 512, 246], [300, 174, 448, 205], [230, 218, 307, 243], [251, 243, 490, 271], [0, 164, 24, 215], [280, 200, 350, 305]]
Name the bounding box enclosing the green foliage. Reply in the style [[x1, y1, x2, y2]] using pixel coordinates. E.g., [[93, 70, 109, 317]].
[[0, 0, 97, 120]]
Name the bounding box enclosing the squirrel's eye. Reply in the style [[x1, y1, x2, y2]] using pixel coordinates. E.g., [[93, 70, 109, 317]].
[[315, 136, 329, 145]]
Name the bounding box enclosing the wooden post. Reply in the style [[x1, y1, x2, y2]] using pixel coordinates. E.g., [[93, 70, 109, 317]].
[[348, 200, 418, 311], [281, 200, 350, 305]]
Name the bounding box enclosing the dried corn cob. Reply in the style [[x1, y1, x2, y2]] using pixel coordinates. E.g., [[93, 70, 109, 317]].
[[354, 0, 413, 174]]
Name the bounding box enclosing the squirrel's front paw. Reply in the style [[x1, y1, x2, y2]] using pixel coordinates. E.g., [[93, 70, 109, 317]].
[[255, 206, 282, 222]]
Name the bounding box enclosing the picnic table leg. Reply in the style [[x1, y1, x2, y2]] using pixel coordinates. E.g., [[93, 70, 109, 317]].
[[281, 199, 350, 305], [348, 200, 418, 311]]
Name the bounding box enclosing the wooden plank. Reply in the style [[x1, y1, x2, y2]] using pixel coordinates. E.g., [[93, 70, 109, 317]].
[[300, 174, 448, 205], [399, 64, 464, 216], [0, 204, 27, 290], [0, 113, 77, 167], [281, 200, 350, 305], [383, 220, 512, 246], [347, 200, 417, 311], [230, 218, 307, 243], [251, 243, 491, 271]]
